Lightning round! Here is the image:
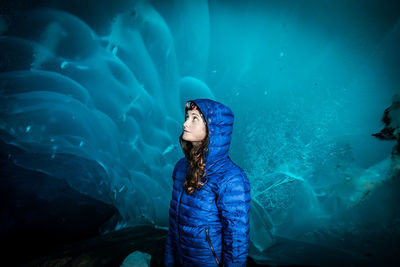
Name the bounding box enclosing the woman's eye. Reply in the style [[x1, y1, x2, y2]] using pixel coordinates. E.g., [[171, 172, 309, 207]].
[[184, 115, 198, 121]]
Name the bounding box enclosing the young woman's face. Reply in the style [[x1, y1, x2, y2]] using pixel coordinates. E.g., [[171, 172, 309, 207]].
[[182, 109, 207, 143]]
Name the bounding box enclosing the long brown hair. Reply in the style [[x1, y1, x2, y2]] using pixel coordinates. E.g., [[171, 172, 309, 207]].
[[179, 104, 210, 195]]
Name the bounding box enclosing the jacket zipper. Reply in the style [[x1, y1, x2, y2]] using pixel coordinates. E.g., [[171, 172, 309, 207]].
[[205, 228, 220, 266]]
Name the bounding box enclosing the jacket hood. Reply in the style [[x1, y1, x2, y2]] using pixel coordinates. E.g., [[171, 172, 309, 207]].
[[189, 99, 234, 168]]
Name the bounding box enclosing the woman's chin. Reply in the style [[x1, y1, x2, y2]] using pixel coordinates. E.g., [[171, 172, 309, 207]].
[[182, 133, 190, 140]]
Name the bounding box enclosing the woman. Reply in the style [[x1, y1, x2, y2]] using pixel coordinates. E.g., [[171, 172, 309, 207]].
[[164, 99, 251, 266]]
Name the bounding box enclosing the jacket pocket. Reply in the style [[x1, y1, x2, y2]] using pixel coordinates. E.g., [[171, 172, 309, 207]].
[[205, 227, 220, 266]]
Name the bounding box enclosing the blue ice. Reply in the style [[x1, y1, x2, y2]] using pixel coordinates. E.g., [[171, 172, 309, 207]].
[[1, 1, 399, 265]]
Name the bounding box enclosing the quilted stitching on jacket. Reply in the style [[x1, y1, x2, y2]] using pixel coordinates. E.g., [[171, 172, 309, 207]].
[[164, 99, 251, 267]]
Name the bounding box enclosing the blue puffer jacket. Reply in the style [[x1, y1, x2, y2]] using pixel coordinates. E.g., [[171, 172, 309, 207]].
[[164, 99, 251, 266]]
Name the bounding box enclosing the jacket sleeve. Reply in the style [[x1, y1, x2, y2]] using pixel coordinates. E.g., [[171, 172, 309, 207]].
[[164, 225, 175, 266], [164, 160, 180, 266], [216, 172, 251, 267]]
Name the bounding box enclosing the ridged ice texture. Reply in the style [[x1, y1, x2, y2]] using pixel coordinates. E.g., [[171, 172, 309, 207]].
[[0, 2, 214, 228]]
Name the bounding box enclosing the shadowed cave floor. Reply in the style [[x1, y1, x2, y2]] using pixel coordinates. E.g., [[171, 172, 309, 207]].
[[21, 225, 314, 267]]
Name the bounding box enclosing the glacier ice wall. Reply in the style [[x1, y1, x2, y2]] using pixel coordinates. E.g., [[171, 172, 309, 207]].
[[1, 0, 400, 265], [0, 2, 214, 229]]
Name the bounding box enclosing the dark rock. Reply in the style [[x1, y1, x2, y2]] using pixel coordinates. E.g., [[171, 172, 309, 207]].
[[0, 138, 117, 266]]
